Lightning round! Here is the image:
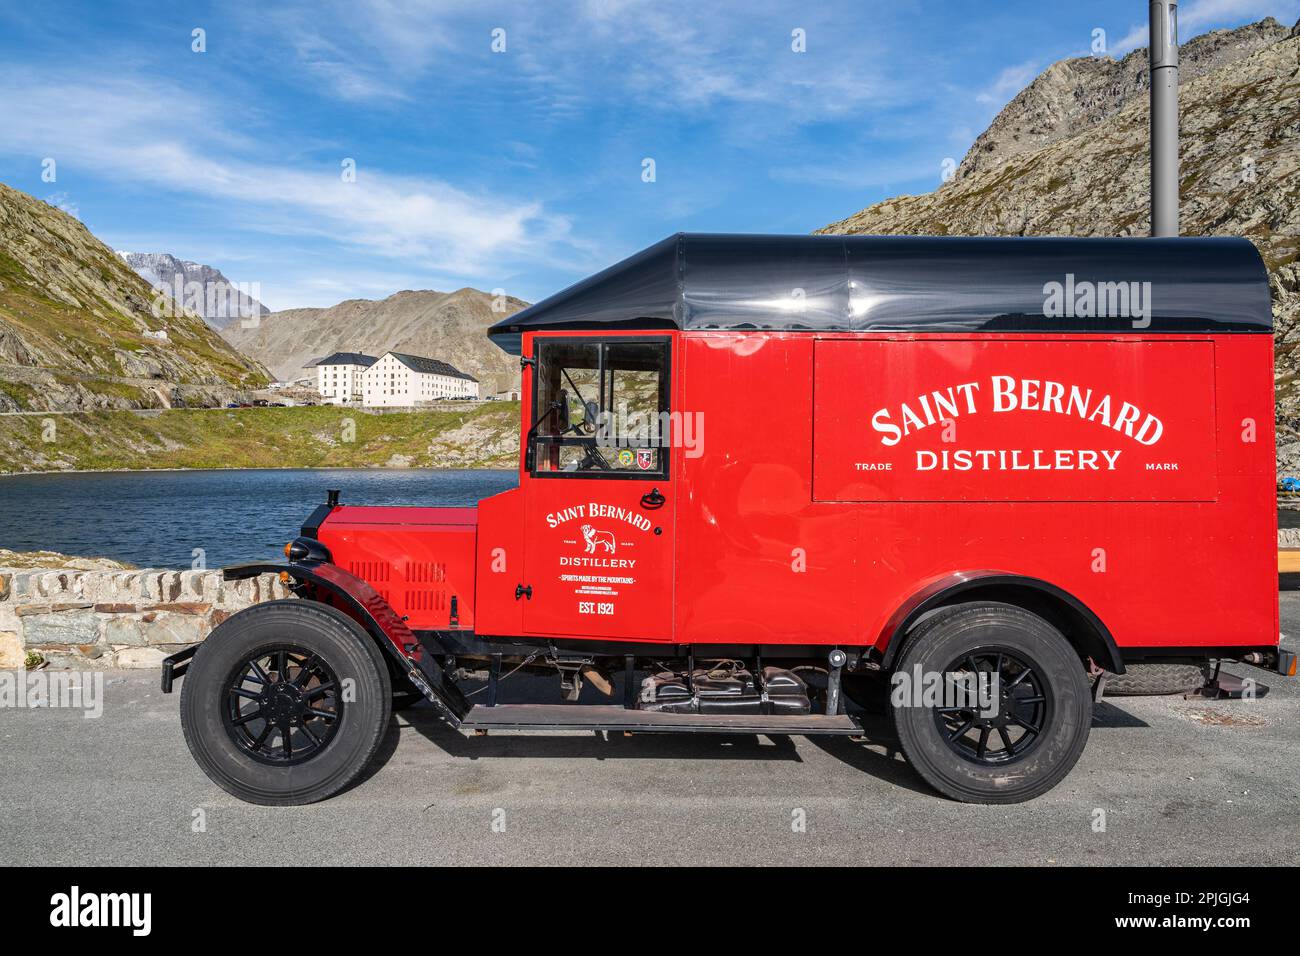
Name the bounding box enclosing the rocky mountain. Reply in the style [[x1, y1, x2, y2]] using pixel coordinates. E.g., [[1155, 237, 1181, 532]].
[[0, 182, 271, 412], [958, 18, 1295, 180], [820, 18, 1300, 472], [223, 288, 529, 394], [119, 252, 268, 330]]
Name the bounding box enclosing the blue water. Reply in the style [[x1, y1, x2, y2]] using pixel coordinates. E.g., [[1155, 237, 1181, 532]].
[[0, 469, 517, 569]]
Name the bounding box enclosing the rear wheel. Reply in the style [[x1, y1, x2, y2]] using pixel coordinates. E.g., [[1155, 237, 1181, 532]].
[[179, 600, 391, 805], [890, 603, 1092, 804]]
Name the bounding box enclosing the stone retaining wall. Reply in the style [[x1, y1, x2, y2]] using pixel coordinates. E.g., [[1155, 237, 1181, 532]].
[[0, 567, 289, 669]]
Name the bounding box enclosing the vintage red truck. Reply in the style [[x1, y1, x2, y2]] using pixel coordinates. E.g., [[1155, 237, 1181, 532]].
[[165, 233, 1295, 805]]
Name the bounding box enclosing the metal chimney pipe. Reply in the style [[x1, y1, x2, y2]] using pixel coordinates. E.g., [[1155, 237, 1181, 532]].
[[1149, 0, 1180, 236]]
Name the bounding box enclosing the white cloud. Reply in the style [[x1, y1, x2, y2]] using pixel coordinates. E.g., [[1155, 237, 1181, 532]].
[[769, 155, 946, 192], [975, 58, 1043, 107], [0, 70, 577, 280], [43, 191, 80, 219], [1112, 0, 1300, 54], [245, 0, 465, 102], [251, 0, 902, 122]]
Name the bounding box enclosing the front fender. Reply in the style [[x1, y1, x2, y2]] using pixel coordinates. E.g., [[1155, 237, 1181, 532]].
[[225, 561, 414, 659], [221, 561, 469, 720]]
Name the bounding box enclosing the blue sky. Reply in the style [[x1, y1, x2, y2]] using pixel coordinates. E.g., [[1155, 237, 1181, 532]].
[[1, 0, 1296, 310]]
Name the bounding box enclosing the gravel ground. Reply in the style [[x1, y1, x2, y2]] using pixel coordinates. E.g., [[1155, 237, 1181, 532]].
[[2, 599, 1298, 867]]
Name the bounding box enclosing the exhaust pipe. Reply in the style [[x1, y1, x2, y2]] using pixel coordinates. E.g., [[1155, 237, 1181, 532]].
[[1149, 0, 1180, 237]]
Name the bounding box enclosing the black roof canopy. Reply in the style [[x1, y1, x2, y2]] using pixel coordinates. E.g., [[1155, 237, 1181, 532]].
[[488, 233, 1271, 354]]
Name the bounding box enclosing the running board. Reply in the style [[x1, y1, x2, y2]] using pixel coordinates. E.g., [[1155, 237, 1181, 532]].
[[459, 704, 863, 735]]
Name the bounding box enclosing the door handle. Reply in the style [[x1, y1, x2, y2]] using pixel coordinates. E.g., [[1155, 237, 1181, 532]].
[[640, 488, 666, 510]]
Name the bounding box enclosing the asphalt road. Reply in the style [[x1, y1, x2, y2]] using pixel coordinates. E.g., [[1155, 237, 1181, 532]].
[[3, 601, 1299, 866]]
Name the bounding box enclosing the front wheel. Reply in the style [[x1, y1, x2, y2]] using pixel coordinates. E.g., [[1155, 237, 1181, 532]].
[[179, 600, 392, 805], [889, 603, 1092, 804]]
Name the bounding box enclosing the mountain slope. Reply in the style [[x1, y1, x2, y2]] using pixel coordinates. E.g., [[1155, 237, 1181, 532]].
[[119, 252, 268, 329], [0, 183, 270, 412], [223, 288, 528, 394], [958, 18, 1295, 180], [820, 21, 1300, 471]]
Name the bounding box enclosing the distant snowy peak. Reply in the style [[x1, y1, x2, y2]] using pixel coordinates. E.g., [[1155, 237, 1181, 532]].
[[118, 251, 268, 329]]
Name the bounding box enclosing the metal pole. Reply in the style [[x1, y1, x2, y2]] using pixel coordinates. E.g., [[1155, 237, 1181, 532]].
[[1149, 0, 1180, 236]]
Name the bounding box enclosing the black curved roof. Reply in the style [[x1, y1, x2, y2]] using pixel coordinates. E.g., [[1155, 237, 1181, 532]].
[[488, 233, 1271, 353]]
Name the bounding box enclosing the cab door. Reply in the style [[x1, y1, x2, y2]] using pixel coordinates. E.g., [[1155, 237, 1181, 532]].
[[522, 335, 676, 641]]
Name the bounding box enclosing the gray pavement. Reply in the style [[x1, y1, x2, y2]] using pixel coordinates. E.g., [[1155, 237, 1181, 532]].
[[2, 599, 1299, 866]]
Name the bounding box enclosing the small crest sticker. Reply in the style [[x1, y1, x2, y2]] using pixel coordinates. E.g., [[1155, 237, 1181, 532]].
[[636, 449, 655, 470]]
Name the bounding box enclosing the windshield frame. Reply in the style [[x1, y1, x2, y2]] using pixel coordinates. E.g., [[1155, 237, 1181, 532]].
[[526, 334, 672, 481]]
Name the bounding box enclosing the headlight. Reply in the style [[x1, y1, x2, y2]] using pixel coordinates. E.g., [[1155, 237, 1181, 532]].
[[284, 537, 330, 563]]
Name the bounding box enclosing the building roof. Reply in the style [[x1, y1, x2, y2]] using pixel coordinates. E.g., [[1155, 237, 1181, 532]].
[[487, 233, 1271, 354], [385, 351, 478, 382], [310, 351, 378, 368]]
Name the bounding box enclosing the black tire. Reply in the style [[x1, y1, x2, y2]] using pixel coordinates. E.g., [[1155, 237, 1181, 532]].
[[179, 599, 392, 806], [890, 602, 1092, 804], [1102, 661, 1212, 696]]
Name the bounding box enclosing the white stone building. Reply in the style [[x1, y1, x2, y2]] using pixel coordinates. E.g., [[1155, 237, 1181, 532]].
[[362, 351, 479, 407], [309, 352, 377, 405]]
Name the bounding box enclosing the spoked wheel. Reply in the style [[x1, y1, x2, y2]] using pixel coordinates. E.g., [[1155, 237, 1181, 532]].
[[891, 603, 1091, 804], [180, 600, 391, 805], [223, 648, 343, 764], [932, 649, 1049, 766]]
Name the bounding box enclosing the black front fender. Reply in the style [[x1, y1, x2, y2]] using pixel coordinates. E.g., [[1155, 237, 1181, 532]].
[[160, 561, 470, 721]]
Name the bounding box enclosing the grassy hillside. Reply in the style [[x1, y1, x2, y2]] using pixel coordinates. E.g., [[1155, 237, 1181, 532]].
[[0, 404, 521, 473], [0, 182, 271, 411]]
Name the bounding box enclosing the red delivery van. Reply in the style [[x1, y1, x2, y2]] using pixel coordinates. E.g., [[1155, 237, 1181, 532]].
[[166, 234, 1295, 806]]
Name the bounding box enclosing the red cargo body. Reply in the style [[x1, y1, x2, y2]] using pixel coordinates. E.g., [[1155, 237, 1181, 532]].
[[461, 328, 1277, 658]]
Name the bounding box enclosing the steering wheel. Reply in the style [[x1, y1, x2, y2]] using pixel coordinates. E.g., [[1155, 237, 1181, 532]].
[[577, 444, 611, 470]]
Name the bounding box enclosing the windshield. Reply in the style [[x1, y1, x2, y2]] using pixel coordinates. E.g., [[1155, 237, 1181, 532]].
[[531, 338, 669, 477]]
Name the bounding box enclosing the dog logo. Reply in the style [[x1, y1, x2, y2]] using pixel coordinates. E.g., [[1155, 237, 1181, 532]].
[[581, 524, 617, 554]]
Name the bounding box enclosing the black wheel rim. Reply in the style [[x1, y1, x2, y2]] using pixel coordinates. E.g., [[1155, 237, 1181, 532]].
[[222, 646, 343, 766], [931, 647, 1051, 766]]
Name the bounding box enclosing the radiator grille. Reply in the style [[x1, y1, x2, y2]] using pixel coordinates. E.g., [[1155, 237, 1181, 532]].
[[403, 589, 447, 612], [348, 560, 391, 583], [404, 560, 448, 583]]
